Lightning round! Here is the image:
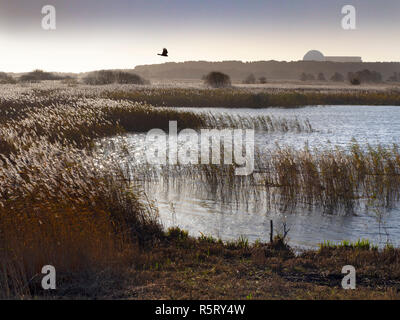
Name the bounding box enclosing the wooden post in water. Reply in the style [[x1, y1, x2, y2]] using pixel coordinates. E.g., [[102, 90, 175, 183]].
[[270, 220, 273, 243]]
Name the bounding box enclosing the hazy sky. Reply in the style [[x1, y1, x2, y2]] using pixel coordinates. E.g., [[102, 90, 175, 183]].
[[1, 0, 399, 72]]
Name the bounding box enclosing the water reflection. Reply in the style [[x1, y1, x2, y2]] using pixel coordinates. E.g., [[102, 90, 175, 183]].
[[99, 106, 400, 249]]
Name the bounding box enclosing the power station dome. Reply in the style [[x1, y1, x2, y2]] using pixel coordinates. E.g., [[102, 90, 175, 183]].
[[303, 50, 325, 61]]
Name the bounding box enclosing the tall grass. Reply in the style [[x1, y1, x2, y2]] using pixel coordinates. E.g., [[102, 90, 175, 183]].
[[0, 84, 311, 297], [319, 239, 377, 251], [0, 87, 313, 151], [264, 143, 400, 211], [104, 88, 400, 108], [135, 143, 400, 214], [1, 83, 399, 297], [0, 136, 162, 297], [0, 87, 167, 298], [198, 112, 313, 132]]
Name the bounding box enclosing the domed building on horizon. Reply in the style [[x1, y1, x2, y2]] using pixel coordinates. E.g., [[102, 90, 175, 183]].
[[303, 50, 326, 62], [303, 50, 362, 63]]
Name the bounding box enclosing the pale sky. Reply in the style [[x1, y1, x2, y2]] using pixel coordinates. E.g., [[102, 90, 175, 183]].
[[1, 0, 399, 72]]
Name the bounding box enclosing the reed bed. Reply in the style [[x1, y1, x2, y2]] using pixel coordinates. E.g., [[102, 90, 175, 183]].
[[198, 112, 313, 132], [261, 144, 400, 212], [0, 134, 162, 297], [104, 87, 400, 108], [0, 84, 312, 297], [0, 86, 313, 152], [2, 82, 400, 109], [0, 83, 399, 298], [0, 87, 167, 297], [0, 142, 161, 298], [134, 143, 400, 214]]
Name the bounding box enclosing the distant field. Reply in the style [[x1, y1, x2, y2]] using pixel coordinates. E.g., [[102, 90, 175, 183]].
[[148, 78, 400, 91], [102, 82, 400, 108]]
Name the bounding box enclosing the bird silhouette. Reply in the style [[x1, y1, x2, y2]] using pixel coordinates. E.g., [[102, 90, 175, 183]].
[[158, 48, 168, 57]]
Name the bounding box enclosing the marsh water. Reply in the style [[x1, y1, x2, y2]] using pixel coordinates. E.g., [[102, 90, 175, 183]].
[[103, 106, 400, 249]]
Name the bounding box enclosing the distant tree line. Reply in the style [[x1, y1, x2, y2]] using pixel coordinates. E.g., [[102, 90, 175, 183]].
[[133, 60, 400, 81], [203, 71, 231, 88], [19, 70, 70, 82], [331, 72, 345, 82], [0, 70, 74, 83], [347, 69, 382, 83], [300, 69, 387, 84], [0, 72, 16, 84], [0, 69, 150, 85], [0, 67, 399, 87], [387, 72, 400, 82], [242, 74, 267, 84], [83, 70, 149, 85]]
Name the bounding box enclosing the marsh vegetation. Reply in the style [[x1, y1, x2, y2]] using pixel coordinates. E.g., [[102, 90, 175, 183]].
[[104, 87, 400, 108], [1, 82, 400, 298]]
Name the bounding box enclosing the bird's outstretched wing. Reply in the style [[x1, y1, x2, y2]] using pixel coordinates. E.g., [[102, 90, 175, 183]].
[[163, 48, 168, 55]]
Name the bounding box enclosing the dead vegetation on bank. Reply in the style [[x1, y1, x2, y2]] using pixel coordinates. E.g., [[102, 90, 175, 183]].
[[44, 228, 400, 299]]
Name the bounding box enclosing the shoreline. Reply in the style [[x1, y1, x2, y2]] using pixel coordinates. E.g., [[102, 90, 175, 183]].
[[35, 229, 400, 299]]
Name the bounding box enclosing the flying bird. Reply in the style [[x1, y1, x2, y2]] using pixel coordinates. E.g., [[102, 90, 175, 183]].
[[158, 48, 168, 57]]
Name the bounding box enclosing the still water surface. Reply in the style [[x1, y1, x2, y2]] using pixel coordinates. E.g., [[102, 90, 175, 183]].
[[105, 106, 400, 249]]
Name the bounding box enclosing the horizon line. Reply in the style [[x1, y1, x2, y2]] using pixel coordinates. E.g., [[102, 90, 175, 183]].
[[5, 59, 400, 74]]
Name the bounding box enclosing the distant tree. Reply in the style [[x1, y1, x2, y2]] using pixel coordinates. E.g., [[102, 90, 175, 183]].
[[348, 69, 382, 84], [204, 71, 231, 88], [348, 73, 361, 85], [114, 71, 148, 84], [359, 69, 382, 83], [258, 76, 267, 84], [388, 72, 399, 82], [19, 69, 65, 82], [300, 73, 315, 81], [330, 72, 345, 82], [0, 72, 16, 84], [318, 72, 326, 81], [243, 73, 256, 84], [83, 70, 148, 85], [83, 70, 114, 85]]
